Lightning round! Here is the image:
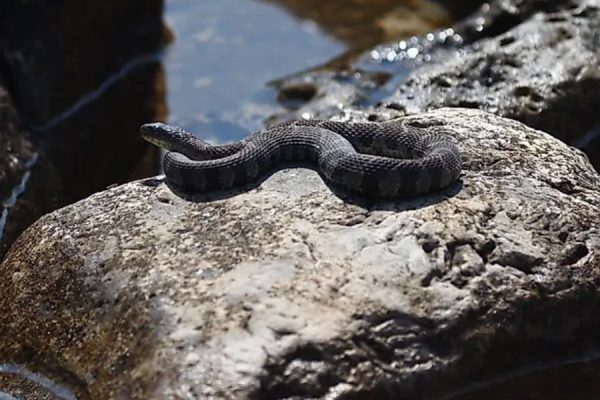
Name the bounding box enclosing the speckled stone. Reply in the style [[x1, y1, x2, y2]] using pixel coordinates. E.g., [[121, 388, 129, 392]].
[[1, 108, 599, 399], [386, 0, 600, 167]]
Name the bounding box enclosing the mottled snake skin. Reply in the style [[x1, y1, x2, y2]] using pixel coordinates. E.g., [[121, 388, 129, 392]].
[[140, 119, 462, 197]]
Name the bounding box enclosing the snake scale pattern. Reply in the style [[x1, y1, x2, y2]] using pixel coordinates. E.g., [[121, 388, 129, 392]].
[[140, 119, 462, 197]]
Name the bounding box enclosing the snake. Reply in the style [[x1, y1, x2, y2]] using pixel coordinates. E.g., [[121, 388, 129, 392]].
[[140, 119, 462, 197]]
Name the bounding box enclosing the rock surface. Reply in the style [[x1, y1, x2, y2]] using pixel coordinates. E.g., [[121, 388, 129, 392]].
[[1, 108, 599, 399]]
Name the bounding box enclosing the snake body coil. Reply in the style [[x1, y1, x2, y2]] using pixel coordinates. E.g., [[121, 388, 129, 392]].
[[140, 119, 462, 197]]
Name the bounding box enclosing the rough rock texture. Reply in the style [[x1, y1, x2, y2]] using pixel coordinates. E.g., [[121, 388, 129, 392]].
[[451, 0, 584, 44], [268, 69, 390, 125], [386, 0, 600, 151], [1, 108, 599, 399], [0, 365, 67, 400]]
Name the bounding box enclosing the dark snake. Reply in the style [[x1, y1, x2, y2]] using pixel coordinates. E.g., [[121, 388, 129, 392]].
[[140, 119, 462, 197]]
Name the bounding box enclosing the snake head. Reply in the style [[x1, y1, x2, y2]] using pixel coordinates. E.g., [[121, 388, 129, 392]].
[[140, 122, 195, 151]]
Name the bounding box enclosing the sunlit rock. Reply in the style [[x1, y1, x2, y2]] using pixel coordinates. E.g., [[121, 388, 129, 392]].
[[1, 108, 599, 399]]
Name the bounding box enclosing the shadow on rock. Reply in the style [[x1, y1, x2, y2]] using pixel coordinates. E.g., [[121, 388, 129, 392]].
[[147, 164, 464, 212]]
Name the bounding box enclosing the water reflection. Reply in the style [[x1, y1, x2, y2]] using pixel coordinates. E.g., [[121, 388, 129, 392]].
[[262, 0, 453, 63], [161, 0, 486, 144], [0, 154, 37, 240], [163, 0, 345, 141]]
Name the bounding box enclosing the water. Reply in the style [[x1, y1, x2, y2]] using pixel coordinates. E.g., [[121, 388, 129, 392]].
[[0, 154, 37, 241], [160, 0, 482, 143], [163, 0, 345, 143]]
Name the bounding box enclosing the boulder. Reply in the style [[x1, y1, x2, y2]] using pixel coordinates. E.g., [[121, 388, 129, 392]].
[[1, 108, 599, 399]]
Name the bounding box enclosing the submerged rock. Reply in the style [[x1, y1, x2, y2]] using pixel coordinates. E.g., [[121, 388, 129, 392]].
[[1, 108, 599, 399]]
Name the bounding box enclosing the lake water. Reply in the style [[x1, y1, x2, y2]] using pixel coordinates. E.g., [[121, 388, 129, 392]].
[[163, 0, 345, 142], [161, 0, 465, 143]]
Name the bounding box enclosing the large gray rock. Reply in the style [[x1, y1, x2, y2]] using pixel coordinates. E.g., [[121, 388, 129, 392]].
[[1, 108, 599, 399]]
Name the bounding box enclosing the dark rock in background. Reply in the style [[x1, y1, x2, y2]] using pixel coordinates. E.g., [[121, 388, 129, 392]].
[[452, 0, 583, 43], [0, 0, 166, 125], [0, 85, 36, 205], [0, 0, 167, 204], [39, 61, 166, 204], [0, 0, 167, 256], [0, 83, 58, 259]]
